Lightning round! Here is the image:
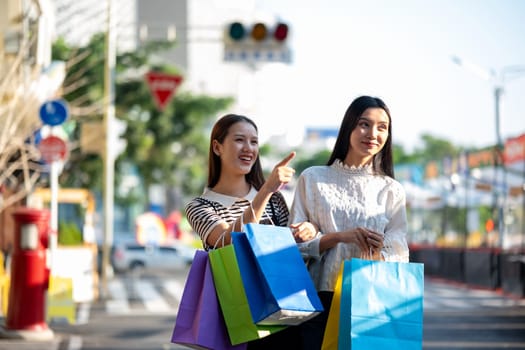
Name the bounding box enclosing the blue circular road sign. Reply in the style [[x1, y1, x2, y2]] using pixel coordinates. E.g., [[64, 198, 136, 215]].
[[39, 99, 69, 126]]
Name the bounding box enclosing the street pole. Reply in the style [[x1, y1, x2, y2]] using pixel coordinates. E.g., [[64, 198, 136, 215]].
[[494, 86, 505, 247], [101, 0, 116, 298], [451, 56, 525, 248]]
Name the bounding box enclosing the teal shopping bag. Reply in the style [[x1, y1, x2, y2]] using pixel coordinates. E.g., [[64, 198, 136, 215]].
[[338, 258, 424, 350]]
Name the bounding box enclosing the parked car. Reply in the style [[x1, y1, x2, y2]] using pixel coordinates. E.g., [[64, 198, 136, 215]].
[[169, 241, 198, 264], [112, 242, 195, 273]]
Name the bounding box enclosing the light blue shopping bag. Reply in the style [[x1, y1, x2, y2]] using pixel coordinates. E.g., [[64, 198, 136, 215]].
[[338, 258, 424, 350]]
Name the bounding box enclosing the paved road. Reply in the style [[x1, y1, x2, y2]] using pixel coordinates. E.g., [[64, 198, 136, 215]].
[[0, 268, 524, 349], [423, 279, 525, 349]]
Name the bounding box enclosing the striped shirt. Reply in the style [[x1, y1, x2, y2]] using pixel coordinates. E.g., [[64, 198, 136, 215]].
[[185, 187, 289, 250]]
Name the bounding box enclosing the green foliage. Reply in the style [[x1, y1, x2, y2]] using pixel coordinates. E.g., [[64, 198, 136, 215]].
[[52, 34, 106, 191], [52, 33, 233, 210], [293, 150, 331, 175], [393, 144, 418, 164], [258, 144, 271, 157], [58, 221, 83, 245], [119, 91, 232, 194], [412, 134, 460, 163]]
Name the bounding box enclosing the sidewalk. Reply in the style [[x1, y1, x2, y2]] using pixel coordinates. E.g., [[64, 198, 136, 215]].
[[0, 317, 64, 350]]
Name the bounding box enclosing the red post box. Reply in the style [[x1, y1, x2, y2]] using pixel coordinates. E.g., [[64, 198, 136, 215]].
[[5, 207, 54, 339]]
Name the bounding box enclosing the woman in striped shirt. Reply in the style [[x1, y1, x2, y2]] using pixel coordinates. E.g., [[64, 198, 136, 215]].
[[185, 113, 316, 349], [185, 113, 316, 250]]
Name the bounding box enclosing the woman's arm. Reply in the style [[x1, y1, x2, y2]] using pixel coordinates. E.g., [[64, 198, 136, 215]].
[[192, 152, 298, 249], [381, 182, 409, 262], [250, 152, 296, 223]]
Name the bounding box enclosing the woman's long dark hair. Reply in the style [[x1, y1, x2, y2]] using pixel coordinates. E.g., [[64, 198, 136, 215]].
[[207, 114, 266, 189], [327, 95, 395, 178]]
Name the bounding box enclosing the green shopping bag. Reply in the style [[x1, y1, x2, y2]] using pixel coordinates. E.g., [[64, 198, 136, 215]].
[[208, 244, 286, 345]]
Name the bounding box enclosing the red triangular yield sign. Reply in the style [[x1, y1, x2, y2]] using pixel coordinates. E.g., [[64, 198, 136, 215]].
[[145, 72, 183, 111]]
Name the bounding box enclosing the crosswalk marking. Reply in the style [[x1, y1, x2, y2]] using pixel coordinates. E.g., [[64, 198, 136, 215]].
[[133, 280, 171, 313], [76, 303, 91, 324], [67, 335, 83, 350], [423, 279, 525, 311], [106, 279, 130, 314], [105, 277, 185, 315], [163, 280, 184, 304], [103, 275, 523, 316]]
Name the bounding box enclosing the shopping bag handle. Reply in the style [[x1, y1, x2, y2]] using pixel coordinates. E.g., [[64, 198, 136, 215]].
[[246, 201, 276, 227], [360, 247, 373, 260], [213, 230, 227, 249]]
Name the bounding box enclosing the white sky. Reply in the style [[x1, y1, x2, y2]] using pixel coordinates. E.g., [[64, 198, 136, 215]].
[[206, 0, 525, 152]]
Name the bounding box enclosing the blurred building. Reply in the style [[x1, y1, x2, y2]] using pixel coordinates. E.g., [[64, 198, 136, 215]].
[[136, 0, 188, 72], [52, 0, 183, 68], [51, 0, 137, 53], [1, 0, 54, 68]]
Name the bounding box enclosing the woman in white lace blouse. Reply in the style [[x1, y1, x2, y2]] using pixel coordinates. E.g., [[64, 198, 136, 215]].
[[288, 95, 410, 349]]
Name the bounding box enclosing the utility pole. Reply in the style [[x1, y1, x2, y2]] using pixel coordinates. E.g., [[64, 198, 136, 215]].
[[101, 0, 116, 298], [451, 56, 525, 247]]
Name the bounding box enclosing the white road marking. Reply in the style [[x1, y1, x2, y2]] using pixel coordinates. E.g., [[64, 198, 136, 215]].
[[76, 303, 91, 324], [133, 280, 171, 313], [106, 279, 130, 314], [67, 335, 83, 350], [163, 280, 185, 304]]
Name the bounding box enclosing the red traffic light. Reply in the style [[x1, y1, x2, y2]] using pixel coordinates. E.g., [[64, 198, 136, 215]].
[[273, 23, 289, 42]]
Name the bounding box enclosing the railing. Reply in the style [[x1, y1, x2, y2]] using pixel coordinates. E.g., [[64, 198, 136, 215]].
[[409, 244, 525, 298]]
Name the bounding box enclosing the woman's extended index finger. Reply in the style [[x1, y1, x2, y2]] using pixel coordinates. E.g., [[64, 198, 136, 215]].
[[276, 151, 296, 167]]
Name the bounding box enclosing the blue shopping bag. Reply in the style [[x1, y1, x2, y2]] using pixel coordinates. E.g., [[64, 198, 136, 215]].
[[338, 258, 424, 350], [231, 223, 323, 326]]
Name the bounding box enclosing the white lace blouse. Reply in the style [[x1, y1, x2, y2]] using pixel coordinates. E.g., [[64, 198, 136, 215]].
[[289, 160, 409, 292]]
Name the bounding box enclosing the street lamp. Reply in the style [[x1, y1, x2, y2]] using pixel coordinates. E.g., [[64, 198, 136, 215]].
[[451, 55, 525, 247]]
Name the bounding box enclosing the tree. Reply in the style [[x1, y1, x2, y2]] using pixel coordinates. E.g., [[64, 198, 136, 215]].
[[412, 134, 460, 163], [52, 34, 233, 210], [293, 150, 331, 176], [393, 144, 419, 164], [117, 75, 232, 198], [0, 44, 47, 213]]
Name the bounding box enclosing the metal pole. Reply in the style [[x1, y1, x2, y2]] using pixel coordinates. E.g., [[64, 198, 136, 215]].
[[522, 153, 525, 250], [101, 0, 116, 298], [49, 159, 58, 274], [494, 86, 506, 247]]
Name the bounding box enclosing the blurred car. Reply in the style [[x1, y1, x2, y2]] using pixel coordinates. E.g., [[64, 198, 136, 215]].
[[112, 242, 196, 273], [169, 241, 198, 264]]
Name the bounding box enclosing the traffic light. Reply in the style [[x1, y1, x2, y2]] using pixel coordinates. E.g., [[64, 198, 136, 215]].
[[223, 21, 291, 63], [228, 22, 245, 41], [273, 23, 289, 42]]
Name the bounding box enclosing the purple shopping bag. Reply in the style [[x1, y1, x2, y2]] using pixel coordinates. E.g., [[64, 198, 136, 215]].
[[171, 250, 246, 350]]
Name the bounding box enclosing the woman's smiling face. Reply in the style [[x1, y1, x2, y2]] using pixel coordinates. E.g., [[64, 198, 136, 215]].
[[213, 121, 259, 176], [346, 107, 389, 166]]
